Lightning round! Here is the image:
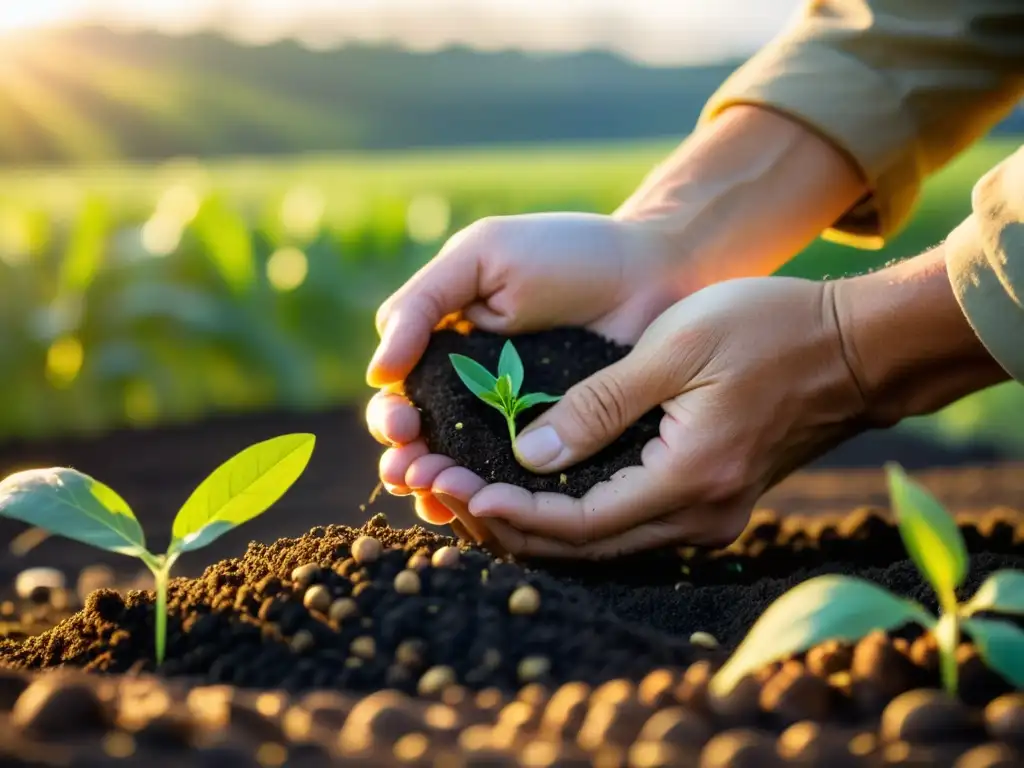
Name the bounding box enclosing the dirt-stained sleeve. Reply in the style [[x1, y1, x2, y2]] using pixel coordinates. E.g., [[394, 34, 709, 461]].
[[946, 147, 1024, 384], [699, 0, 1024, 249]]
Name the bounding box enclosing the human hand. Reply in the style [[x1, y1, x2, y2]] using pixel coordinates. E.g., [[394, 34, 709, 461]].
[[366, 212, 695, 526], [380, 276, 869, 557]]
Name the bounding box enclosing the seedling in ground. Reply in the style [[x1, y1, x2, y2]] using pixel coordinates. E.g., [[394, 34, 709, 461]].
[[0, 433, 316, 664], [709, 463, 1024, 698], [449, 340, 561, 464]]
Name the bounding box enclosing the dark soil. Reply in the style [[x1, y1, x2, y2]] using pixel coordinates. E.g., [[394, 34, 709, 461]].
[[3, 506, 1024, 765], [404, 327, 664, 497]]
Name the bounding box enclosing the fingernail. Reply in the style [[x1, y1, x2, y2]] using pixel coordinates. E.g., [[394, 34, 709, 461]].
[[514, 426, 564, 469]]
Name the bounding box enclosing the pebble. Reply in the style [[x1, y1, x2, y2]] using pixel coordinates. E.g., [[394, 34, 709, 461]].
[[637, 707, 713, 748], [290, 630, 315, 654], [708, 674, 760, 727], [350, 636, 376, 660], [351, 536, 383, 565], [760, 667, 832, 725], [954, 742, 1021, 768], [806, 639, 853, 677], [13, 675, 113, 737], [699, 728, 781, 768], [302, 584, 331, 613], [881, 689, 984, 744], [15, 568, 65, 601], [393, 570, 421, 595], [396, 639, 427, 668], [290, 564, 320, 588], [985, 693, 1024, 746], [509, 585, 541, 615], [517, 656, 551, 683], [690, 632, 718, 649], [418, 666, 457, 697], [431, 546, 461, 568], [328, 598, 359, 622], [407, 554, 431, 570]]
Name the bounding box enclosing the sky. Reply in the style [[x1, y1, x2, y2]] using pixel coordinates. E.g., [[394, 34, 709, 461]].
[[0, 0, 803, 65]]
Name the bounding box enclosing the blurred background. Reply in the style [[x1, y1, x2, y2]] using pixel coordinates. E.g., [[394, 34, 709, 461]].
[[0, 1, 1022, 579]]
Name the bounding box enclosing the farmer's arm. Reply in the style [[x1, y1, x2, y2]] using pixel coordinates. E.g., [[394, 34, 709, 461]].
[[621, 0, 1024, 277]]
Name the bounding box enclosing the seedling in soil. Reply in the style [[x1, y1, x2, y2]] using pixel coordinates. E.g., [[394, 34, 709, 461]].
[[449, 340, 562, 464], [710, 463, 1024, 698], [0, 433, 316, 664]]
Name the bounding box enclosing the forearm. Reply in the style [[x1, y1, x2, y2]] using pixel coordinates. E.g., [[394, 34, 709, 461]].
[[834, 247, 1009, 427], [614, 105, 867, 286]]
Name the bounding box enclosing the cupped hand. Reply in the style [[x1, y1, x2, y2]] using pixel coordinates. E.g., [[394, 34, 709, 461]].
[[382, 276, 870, 557], [366, 212, 693, 527]]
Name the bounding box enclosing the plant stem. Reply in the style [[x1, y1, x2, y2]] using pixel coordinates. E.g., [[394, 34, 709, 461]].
[[153, 566, 168, 664], [936, 610, 960, 695], [506, 413, 526, 465]]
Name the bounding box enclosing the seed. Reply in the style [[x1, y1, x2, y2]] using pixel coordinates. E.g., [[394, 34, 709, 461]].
[[518, 656, 550, 682], [559, 473, 567, 485], [351, 536, 382, 564], [431, 546, 460, 568], [350, 636, 376, 660], [690, 631, 719, 649], [290, 630, 315, 653], [407, 554, 431, 570], [455, 422, 464, 430], [480, 570, 489, 583], [290, 563, 320, 587], [302, 585, 331, 614], [396, 639, 426, 668], [328, 598, 358, 622], [418, 666, 456, 697], [394, 570, 421, 595], [508, 585, 540, 615]]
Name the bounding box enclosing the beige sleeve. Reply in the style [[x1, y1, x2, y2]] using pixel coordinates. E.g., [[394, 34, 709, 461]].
[[947, 147, 1024, 384], [700, 0, 1024, 249]]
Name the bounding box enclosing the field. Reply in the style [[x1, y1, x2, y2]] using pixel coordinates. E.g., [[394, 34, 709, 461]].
[[0, 137, 1021, 451]]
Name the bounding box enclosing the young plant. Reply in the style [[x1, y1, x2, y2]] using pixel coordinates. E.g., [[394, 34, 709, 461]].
[[449, 340, 562, 462], [709, 463, 1024, 699], [0, 433, 316, 664]]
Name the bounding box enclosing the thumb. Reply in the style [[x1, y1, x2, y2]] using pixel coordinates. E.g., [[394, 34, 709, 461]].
[[512, 352, 668, 473]]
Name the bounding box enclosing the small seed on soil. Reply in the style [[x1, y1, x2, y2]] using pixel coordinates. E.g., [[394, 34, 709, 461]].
[[350, 636, 376, 660], [394, 570, 421, 595], [455, 422, 463, 430], [690, 631, 718, 649], [509, 585, 541, 615], [518, 656, 551, 683], [290, 630, 315, 653], [302, 584, 331, 613], [431, 546, 460, 568], [396, 639, 427, 668], [351, 536, 383, 564], [407, 554, 431, 570], [418, 666, 457, 697], [328, 598, 358, 622], [290, 563, 320, 587]]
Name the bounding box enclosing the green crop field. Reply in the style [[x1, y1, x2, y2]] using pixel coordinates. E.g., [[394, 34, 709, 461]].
[[0, 137, 1021, 451]]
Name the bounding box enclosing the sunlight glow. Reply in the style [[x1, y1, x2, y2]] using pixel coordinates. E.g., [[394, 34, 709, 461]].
[[0, 2, 84, 33]]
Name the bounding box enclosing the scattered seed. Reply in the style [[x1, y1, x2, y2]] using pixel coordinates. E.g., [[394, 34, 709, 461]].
[[290, 563, 320, 588], [302, 584, 331, 614], [418, 666, 456, 697], [350, 636, 376, 660], [559, 473, 567, 485], [480, 570, 489, 584], [681, 565, 691, 575], [431, 546, 460, 568], [328, 598, 358, 623], [509, 585, 540, 615], [290, 630, 315, 653], [690, 631, 719, 649], [407, 554, 431, 570], [396, 639, 426, 668], [394, 570, 422, 595], [351, 536, 382, 564], [518, 656, 551, 682], [455, 422, 464, 430]]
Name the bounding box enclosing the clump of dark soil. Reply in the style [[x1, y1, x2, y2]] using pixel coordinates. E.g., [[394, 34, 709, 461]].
[[404, 327, 663, 497]]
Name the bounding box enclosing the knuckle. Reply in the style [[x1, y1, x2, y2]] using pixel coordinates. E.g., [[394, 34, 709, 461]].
[[567, 375, 629, 438]]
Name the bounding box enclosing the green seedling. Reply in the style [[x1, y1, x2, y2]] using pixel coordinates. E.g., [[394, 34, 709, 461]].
[[709, 463, 1024, 699], [449, 340, 562, 463], [0, 433, 316, 664]]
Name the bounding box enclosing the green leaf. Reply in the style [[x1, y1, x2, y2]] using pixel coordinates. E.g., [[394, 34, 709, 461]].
[[962, 570, 1024, 616], [449, 354, 498, 401], [513, 391, 562, 415], [169, 434, 316, 555], [886, 463, 967, 608], [964, 617, 1024, 687], [709, 575, 932, 697], [495, 374, 513, 405], [0, 468, 147, 557], [479, 390, 508, 413], [498, 340, 524, 396]]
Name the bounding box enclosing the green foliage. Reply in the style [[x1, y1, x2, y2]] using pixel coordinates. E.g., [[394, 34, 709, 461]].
[[450, 340, 562, 457], [0, 433, 315, 663], [710, 464, 1024, 699]]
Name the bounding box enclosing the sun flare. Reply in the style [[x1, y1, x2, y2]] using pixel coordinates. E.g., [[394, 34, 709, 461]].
[[0, 3, 78, 34]]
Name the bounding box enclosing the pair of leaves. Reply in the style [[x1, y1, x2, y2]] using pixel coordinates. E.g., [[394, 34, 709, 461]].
[[449, 339, 560, 418], [0, 433, 316, 561]]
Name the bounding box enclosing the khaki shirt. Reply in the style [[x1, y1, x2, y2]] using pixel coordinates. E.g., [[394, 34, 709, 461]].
[[699, 0, 1024, 383]]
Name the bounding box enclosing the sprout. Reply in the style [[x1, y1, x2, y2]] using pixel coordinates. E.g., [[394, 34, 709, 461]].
[[709, 463, 1024, 698], [0, 433, 316, 663], [449, 340, 561, 463]]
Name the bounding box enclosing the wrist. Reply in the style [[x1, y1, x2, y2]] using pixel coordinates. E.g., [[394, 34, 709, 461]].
[[833, 247, 1009, 427]]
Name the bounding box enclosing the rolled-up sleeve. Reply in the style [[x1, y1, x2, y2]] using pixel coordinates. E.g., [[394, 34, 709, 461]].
[[947, 147, 1024, 384], [700, 0, 1024, 249]]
